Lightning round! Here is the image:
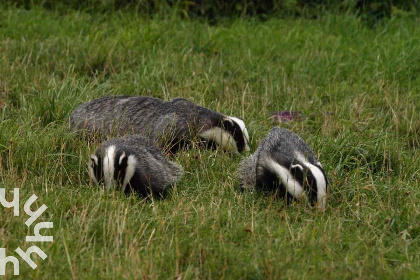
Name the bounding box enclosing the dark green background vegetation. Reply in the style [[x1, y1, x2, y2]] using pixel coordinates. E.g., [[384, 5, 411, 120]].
[[5, 0, 419, 19]]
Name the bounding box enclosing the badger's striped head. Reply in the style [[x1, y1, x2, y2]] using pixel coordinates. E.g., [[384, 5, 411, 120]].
[[263, 151, 328, 211], [199, 116, 250, 154], [88, 145, 138, 192], [292, 152, 328, 211]]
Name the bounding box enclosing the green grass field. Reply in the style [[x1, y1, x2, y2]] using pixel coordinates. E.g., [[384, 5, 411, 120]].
[[0, 6, 419, 279]]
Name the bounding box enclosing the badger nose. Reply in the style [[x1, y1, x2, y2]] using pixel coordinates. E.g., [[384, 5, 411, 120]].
[[316, 198, 326, 212], [317, 204, 326, 212]]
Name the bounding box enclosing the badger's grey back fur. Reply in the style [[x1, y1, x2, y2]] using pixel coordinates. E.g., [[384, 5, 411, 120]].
[[89, 135, 183, 197], [70, 96, 249, 153], [238, 127, 328, 210]]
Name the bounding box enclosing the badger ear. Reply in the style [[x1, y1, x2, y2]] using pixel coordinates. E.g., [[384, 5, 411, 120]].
[[90, 155, 98, 166], [119, 152, 126, 165], [222, 118, 242, 137], [88, 154, 100, 184], [290, 163, 305, 188], [118, 152, 128, 168], [221, 118, 234, 129], [291, 164, 304, 171]]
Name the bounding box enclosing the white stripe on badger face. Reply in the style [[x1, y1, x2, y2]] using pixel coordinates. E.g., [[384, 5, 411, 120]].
[[103, 145, 116, 190], [295, 152, 327, 211], [227, 116, 250, 152], [122, 155, 137, 193], [264, 158, 305, 199], [199, 127, 239, 154], [88, 155, 99, 184]]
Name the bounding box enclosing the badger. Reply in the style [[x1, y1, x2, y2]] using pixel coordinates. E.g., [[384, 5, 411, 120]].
[[70, 96, 250, 154], [237, 127, 328, 211], [88, 135, 183, 197]]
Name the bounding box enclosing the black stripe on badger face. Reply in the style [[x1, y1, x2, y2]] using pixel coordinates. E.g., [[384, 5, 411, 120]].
[[290, 163, 317, 206], [114, 150, 129, 187], [221, 119, 246, 153]]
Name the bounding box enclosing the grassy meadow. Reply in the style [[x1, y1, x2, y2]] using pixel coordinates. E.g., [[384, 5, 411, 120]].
[[0, 6, 419, 279]]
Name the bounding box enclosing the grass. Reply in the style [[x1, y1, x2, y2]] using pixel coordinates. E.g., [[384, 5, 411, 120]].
[[0, 6, 419, 279]]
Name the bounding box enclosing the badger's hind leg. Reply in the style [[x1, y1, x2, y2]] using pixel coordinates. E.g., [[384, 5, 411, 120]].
[[238, 155, 258, 191]]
